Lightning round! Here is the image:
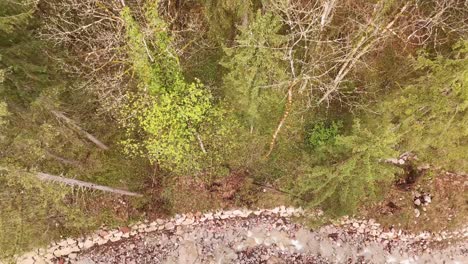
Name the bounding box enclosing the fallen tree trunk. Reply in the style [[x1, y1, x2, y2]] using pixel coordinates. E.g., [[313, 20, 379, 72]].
[[51, 110, 109, 150], [45, 150, 82, 167], [36, 172, 142, 197]]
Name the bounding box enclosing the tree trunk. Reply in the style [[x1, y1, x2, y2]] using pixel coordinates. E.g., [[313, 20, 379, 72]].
[[51, 110, 109, 150], [265, 81, 296, 158], [36, 172, 143, 197]]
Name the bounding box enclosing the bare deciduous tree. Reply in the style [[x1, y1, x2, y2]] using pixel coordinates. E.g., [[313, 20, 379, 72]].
[[263, 0, 467, 155], [39, 0, 127, 114]]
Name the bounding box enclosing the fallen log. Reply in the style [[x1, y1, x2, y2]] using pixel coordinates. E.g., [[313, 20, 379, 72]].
[[36, 172, 142, 197], [51, 110, 109, 150], [45, 150, 82, 167]]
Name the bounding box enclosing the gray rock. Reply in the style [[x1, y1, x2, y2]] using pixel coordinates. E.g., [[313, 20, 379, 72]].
[[75, 257, 96, 264], [182, 217, 195, 225], [33, 258, 48, 264], [54, 247, 74, 257], [266, 256, 285, 264], [177, 241, 199, 264], [414, 199, 421, 206], [17, 255, 35, 264], [414, 208, 421, 218], [165, 222, 175, 230], [58, 240, 68, 247], [110, 236, 121, 242], [67, 238, 77, 245], [82, 239, 94, 249], [423, 195, 431, 204]]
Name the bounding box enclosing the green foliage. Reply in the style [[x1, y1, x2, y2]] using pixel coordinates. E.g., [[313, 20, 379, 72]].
[[0, 168, 87, 259], [0, 0, 35, 36], [120, 5, 233, 173], [0, 0, 52, 108], [201, 0, 255, 44], [0, 65, 4, 83], [0, 101, 8, 122], [0, 1, 467, 257], [121, 5, 180, 94], [382, 41, 468, 171], [221, 11, 287, 130], [292, 120, 400, 214], [305, 120, 343, 149]]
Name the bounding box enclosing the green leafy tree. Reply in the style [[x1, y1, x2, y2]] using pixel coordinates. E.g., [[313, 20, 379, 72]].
[[306, 120, 343, 150], [120, 4, 232, 173]]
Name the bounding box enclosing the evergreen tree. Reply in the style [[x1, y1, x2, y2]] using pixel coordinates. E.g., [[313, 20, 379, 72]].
[[201, 0, 255, 44], [382, 41, 468, 171], [0, 0, 35, 36], [221, 11, 287, 131], [292, 119, 400, 214]]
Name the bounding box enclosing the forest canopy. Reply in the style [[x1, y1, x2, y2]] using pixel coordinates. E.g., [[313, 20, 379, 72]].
[[0, 0, 467, 258]]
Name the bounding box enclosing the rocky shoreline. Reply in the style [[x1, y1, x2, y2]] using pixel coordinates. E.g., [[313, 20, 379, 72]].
[[11, 207, 468, 264]]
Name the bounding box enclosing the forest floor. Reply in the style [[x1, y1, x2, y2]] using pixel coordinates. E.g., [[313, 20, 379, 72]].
[[361, 169, 467, 233]]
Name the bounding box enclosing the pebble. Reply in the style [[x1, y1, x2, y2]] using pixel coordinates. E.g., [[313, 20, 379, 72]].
[[414, 199, 421, 206], [423, 195, 431, 204]]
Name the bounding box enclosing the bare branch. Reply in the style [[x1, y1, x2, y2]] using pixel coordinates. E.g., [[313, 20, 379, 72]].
[[51, 110, 109, 150], [265, 81, 296, 158], [45, 150, 82, 167]]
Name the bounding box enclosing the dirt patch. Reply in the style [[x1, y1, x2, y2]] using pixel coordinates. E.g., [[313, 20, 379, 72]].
[[395, 163, 424, 190], [157, 169, 292, 215], [361, 169, 467, 233]]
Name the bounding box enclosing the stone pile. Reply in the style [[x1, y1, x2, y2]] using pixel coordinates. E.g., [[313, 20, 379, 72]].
[[13, 207, 307, 264], [412, 191, 433, 218], [10, 206, 467, 264]]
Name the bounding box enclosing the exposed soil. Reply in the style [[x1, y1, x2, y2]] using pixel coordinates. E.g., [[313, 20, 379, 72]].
[[362, 169, 468, 233]]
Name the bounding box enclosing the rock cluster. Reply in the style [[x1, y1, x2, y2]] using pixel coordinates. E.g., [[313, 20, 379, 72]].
[[412, 191, 432, 218], [13, 207, 306, 264], [11, 207, 467, 264]]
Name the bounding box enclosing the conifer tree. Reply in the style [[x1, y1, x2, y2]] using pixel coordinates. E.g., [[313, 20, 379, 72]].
[[382, 41, 468, 171], [221, 11, 287, 131], [201, 0, 255, 44], [0, 0, 35, 36], [293, 120, 400, 214]]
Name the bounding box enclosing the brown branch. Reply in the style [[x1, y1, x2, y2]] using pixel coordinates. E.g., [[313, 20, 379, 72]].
[[265, 81, 296, 158], [36, 172, 142, 197], [195, 132, 207, 154]]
